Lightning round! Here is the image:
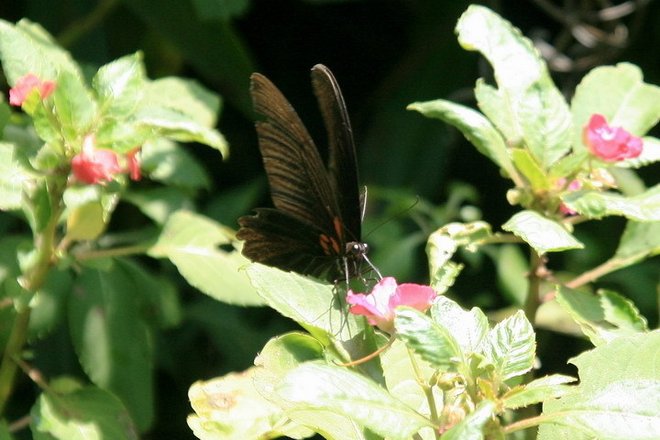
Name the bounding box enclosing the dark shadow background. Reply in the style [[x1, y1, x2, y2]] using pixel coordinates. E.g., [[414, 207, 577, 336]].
[[1, 0, 658, 438]]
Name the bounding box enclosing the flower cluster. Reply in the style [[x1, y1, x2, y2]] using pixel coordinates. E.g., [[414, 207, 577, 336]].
[[347, 277, 437, 333], [583, 114, 643, 162], [71, 135, 142, 185], [8, 73, 56, 106]]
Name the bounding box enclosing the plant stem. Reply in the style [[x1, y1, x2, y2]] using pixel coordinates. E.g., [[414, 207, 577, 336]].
[[407, 347, 441, 439], [0, 180, 65, 415], [73, 244, 151, 261], [524, 250, 542, 324], [0, 310, 31, 415]]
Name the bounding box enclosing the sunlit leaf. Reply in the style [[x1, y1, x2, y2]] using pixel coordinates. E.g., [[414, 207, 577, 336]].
[[502, 210, 583, 254]]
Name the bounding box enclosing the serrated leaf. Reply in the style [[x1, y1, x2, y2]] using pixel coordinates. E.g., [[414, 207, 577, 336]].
[[426, 228, 462, 294], [51, 70, 97, 143], [430, 296, 489, 354], [30, 384, 138, 440], [395, 307, 463, 370], [482, 310, 535, 380], [502, 210, 583, 254], [188, 367, 313, 440], [135, 77, 228, 157], [68, 262, 154, 431], [440, 400, 495, 440], [562, 185, 660, 221], [380, 339, 437, 422], [92, 52, 146, 117], [0, 19, 82, 83], [148, 210, 262, 306], [408, 100, 515, 177], [571, 63, 660, 153], [140, 138, 211, 189], [123, 187, 194, 224], [539, 332, 660, 440], [242, 264, 382, 381], [613, 220, 660, 262], [503, 374, 576, 409], [456, 5, 571, 168], [0, 142, 30, 210], [556, 286, 648, 345], [277, 363, 431, 440]]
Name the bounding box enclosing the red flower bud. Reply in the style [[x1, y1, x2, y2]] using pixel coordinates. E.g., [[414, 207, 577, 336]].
[[9, 73, 56, 106], [71, 135, 122, 185]]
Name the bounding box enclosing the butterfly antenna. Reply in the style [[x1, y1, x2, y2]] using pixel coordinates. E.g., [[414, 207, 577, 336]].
[[363, 195, 420, 240]]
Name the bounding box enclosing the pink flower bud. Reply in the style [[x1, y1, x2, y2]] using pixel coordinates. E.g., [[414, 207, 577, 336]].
[[9, 73, 56, 106], [71, 135, 122, 185], [583, 114, 643, 162], [125, 147, 142, 181], [346, 277, 437, 333]]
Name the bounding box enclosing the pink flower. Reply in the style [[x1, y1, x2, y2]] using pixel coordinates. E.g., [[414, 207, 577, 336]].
[[125, 147, 142, 181], [583, 114, 643, 162], [71, 135, 122, 185], [9, 73, 56, 106], [347, 277, 437, 333]]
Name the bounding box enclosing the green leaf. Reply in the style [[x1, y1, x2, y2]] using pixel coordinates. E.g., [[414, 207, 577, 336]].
[[503, 374, 576, 409], [135, 77, 227, 157], [493, 244, 528, 306], [30, 383, 138, 440], [556, 286, 648, 346], [613, 220, 660, 263], [395, 307, 463, 370], [380, 339, 437, 425], [510, 148, 550, 190], [440, 400, 495, 440], [277, 363, 431, 440], [407, 99, 515, 177], [430, 296, 489, 354], [140, 138, 211, 189], [502, 210, 584, 254], [456, 5, 571, 168], [0, 142, 31, 210], [148, 210, 262, 306], [92, 52, 146, 118], [482, 310, 535, 380], [571, 63, 660, 153], [426, 221, 494, 292], [0, 19, 82, 83], [68, 262, 154, 431], [124, 187, 195, 225], [562, 185, 660, 221], [65, 202, 106, 241], [242, 264, 382, 381], [188, 366, 314, 440], [28, 270, 72, 341], [51, 70, 97, 144], [539, 331, 660, 440], [426, 227, 462, 294]]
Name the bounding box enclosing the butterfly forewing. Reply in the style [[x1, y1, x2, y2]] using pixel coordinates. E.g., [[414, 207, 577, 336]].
[[238, 65, 367, 281], [250, 73, 339, 228], [311, 64, 362, 240]]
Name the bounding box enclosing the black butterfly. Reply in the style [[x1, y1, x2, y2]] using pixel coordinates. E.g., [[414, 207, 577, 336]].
[[237, 64, 378, 282]]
